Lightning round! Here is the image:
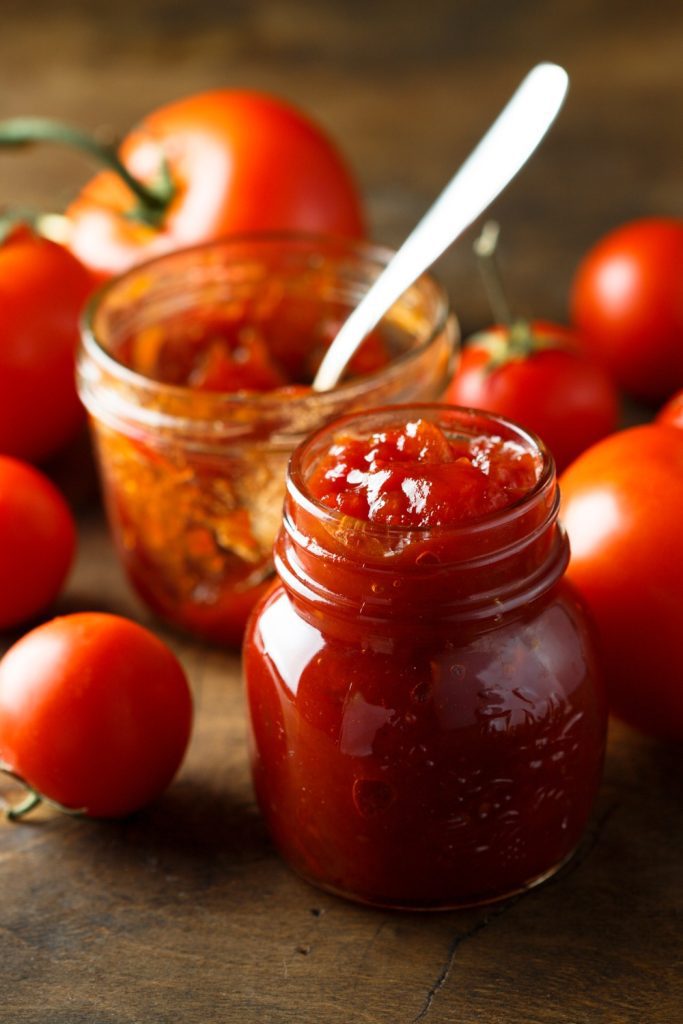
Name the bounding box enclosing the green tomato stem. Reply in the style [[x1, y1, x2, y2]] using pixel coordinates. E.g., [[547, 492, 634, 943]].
[[472, 221, 545, 372], [0, 763, 43, 820], [473, 220, 514, 327], [1, 762, 87, 820], [6, 788, 43, 821], [0, 117, 175, 228]]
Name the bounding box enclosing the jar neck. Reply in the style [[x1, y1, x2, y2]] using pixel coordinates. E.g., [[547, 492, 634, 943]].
[[275, 407, 568, 636]]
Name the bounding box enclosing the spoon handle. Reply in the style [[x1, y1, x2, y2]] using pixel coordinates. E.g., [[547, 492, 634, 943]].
[[312, 62, 569, 392]]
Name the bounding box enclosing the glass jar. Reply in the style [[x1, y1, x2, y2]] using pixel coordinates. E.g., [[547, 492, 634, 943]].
[[77, 235, 456, 645], [244, 405, 607, 909]]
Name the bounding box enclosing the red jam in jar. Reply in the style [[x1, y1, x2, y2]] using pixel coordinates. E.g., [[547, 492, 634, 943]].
[[117, 307, 392, 395], [244, 405, 607, 909]]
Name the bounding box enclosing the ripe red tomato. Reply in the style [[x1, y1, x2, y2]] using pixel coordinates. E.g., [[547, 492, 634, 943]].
[[657, 389, 683, 430], [0, 613, 193, 818], [570, 217, 683, 402], [444, 320, 619, 471], [66, 90, 366, 279], [560, 424, 683, 740], [0, 227, 93, 462], [0, 456, 76, 629]]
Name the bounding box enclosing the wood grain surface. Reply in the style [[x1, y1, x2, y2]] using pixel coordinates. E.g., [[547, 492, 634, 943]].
[[1, 3, 682, 1022]]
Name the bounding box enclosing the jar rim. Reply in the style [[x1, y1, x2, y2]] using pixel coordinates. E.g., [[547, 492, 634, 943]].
[[79, 231, 454, 419], [286, 402, 556, 541]]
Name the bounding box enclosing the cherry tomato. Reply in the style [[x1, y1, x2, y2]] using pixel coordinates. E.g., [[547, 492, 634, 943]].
[[560, 424, 683, 740], [444, 320, 619, 471], [570, 217, 683, 402], [0, 456, 76, 629], [67, 90, 365, 279], [0, 227, 93, 462], [0, 613, 193, 818], [657, 389, 683, 430]]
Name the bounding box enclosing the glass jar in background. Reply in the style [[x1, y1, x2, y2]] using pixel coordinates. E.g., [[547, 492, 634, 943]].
[[77, 235, 456, 645], [244, 405, 607, 909]]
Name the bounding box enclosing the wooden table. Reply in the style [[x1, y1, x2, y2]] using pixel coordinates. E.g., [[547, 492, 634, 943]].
[[1, 3, 682, 1021]]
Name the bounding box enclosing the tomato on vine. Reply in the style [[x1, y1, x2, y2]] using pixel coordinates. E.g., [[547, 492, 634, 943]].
[[445, 223, 619, 471], [0, 90, 366, 279], [0, 613, 193, 819]]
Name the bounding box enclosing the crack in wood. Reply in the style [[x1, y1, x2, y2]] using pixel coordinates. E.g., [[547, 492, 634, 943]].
[[411, 802, 618, 1022], [412, 900, 518, 1023]]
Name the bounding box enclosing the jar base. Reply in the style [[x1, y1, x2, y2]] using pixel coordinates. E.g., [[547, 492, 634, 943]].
[[286, 845, 579, 912]]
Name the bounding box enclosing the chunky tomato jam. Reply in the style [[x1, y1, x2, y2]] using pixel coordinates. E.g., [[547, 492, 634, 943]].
[[245, 406, 607, 909], [118, 312, 391, 395], [307, 417, 538, 526]]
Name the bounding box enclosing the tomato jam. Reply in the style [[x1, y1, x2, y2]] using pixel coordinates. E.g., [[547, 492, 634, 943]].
[[115, 306, 392, 395], [307, 418, 539, 526], [244, 405, 607, 909], [78, 237, 455, 645]]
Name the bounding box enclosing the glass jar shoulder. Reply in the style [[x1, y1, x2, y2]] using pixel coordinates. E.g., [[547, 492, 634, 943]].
[[245, 580, 605, 743]]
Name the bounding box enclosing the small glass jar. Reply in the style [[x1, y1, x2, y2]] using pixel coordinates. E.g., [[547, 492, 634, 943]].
[[244, 405, 607, 910], [77, 235, 456, 645]]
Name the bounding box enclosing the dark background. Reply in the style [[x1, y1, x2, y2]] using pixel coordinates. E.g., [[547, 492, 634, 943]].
[[3, 0, 683, 336]]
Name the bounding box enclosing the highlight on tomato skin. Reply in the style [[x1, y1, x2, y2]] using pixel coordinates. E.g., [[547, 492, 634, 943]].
[[0, 613, 193, 820], [570, 217, 683, 403], [0, 455, 76, 630], [559, 423, 683, 741]]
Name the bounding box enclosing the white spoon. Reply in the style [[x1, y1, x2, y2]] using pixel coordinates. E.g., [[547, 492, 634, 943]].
[[312, 62, 569, 392]]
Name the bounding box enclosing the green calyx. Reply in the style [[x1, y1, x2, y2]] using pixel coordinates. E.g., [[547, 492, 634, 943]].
[[0, 117, 176, 229], [489, 319, 540, 372], [471, 320, 570, 374]]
